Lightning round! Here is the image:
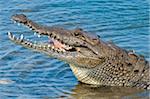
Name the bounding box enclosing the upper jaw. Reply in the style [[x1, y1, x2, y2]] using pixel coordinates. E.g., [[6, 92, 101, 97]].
[[11, 14, 74, 47]]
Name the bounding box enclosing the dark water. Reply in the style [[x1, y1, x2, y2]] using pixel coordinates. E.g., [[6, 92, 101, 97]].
[[0, 0, 149, 98]]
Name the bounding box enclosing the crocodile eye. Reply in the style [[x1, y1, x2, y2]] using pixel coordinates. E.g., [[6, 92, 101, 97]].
[[74, 32, 80, 36], [75, 32, 85, 39]]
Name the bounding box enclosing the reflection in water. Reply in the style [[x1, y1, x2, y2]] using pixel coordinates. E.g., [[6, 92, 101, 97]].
[[0, 79, 14, 85], [69, 82, 149, 99]]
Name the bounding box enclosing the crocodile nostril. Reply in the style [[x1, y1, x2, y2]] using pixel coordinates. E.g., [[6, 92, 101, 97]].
[[54, 36, 57, 39], [49, 33, 52, 37]]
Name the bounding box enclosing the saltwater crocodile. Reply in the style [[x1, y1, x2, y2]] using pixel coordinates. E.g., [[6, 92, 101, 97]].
[[8, 14, 150, 89]]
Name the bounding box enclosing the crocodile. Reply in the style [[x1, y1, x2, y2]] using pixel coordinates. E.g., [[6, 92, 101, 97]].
[[8, 14, 150, 89]]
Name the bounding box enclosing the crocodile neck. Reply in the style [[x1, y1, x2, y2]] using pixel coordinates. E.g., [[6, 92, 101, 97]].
[[70, 64, 101, 85]]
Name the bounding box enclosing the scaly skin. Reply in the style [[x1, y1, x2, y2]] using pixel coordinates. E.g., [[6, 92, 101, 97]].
[[8, 14, 150, 89]]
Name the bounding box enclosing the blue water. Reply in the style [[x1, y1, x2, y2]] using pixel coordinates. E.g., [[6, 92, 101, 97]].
[[0, 0, 149, 98]]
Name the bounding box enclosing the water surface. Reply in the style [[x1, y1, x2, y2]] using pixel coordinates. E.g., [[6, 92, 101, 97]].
[[0, 0, 149, 98]]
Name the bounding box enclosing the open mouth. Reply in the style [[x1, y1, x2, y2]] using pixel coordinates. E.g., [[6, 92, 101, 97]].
[[8, 15, 78, 53]]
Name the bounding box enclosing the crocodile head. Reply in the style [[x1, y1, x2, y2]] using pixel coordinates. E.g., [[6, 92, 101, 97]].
[[8, 14, 106, 68]]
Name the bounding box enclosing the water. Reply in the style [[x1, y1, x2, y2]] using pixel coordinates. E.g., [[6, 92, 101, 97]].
[[0, 0, 149, 98]]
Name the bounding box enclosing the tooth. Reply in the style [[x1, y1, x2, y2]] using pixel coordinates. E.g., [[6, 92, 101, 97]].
[[17, 23, 21, 26], [34, 32, 37, 36], [58, 49, 60, 52], [52, 46, 54, 49], [29, 43, 32, 46], [16, 37, 19, 40], [37, 34, 41, 38], [132, 50, 135, 53], [48, 45, 51, 47], [62, 49, 65, 52], [26, 41, 29, 44], [8, 32, 12, 37], [30, 28, 32, 30], [20, 34, 24, 40], [10, 34, 15, 39], [28, 42, 31, 45], [13, 21, 16, 24], [8, 32, 13, 38]]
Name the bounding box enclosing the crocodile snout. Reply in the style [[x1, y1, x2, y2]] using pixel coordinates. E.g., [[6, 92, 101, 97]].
[[12, 14, 27, 23]]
